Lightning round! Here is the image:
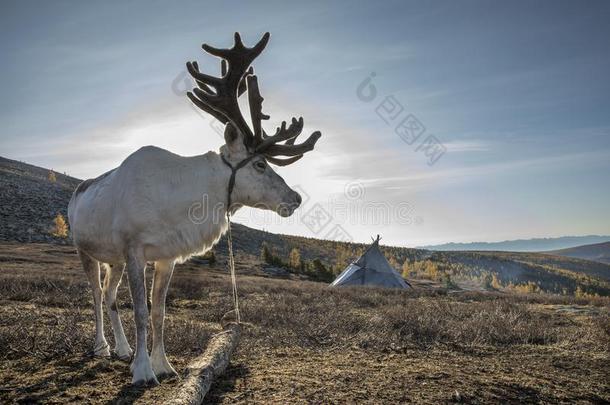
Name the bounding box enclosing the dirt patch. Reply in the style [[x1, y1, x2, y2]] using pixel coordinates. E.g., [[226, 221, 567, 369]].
[[207, 346, 609, 404]]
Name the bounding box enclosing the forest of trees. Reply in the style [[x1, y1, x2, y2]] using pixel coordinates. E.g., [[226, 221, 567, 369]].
[[260, 243, 336, 282], [257, 240, 610, 297], [398, 252, 610, 297]]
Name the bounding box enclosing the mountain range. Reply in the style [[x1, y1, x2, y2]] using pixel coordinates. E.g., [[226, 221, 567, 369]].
[[421, 236, 610, 253]]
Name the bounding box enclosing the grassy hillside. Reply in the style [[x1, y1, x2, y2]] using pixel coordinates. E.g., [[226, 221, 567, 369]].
[[0, 157, 79, 243], [547, 241, 610, 265], [1, 243, 608, 403], [2, 155, 610, 297], [423, 250, 610, 296]]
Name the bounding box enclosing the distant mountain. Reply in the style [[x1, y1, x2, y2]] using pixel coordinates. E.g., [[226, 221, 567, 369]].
[[546, 242, 610, 265], [421, 236, 610, 252]]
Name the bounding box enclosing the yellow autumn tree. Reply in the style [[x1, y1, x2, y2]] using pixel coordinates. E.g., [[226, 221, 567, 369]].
[[401, 260, 410, 278], [48, 170, 57, 183], [334, 246, 351, 273], [288, 247, 301, 270], [514, 282, 539, 294], [410, 260, 425, 277], [51, 213, 68, 238], [425, 261, 439, 280], [575, 286, 586, 298], [388, 256, 400, 271]]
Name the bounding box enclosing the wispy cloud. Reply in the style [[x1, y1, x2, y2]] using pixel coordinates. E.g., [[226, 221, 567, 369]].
[[443, 140, 489, 153]]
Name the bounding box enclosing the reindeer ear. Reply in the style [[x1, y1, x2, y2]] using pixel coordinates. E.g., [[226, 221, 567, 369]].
[[224, 124, 238, 144], [224, 124, 248, 155]]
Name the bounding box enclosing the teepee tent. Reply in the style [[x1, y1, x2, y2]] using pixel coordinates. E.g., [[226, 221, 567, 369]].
[[330, 235, 411, 289]]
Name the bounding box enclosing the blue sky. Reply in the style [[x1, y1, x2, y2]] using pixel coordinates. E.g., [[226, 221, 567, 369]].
[[1, 0, 609, 246]]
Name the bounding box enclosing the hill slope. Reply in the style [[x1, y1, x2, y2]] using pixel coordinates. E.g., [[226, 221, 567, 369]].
[[425, 250, 610, 295], [0, 156, 80, 243], [2, 155, 610, 296], [547, 242, 610, 265]]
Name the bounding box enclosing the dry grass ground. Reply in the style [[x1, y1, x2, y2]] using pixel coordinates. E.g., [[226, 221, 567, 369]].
[[0, 243, 609, 404]]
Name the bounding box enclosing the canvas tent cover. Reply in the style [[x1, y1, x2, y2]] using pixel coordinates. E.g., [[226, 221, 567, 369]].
[[330, 236, 410, 289]]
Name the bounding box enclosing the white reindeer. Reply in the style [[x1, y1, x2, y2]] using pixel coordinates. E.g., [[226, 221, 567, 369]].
[[68, 32, 321, 385]]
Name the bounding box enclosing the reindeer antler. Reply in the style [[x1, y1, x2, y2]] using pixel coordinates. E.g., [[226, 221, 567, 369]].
[[187, 32, 321, 165], [187, 32, 268, 149]]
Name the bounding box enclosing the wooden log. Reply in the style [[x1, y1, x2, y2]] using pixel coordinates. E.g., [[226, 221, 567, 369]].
[[169, 323, 241, 405]]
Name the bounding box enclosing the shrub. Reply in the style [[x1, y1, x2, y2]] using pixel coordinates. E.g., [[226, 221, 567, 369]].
[[288, 248, 301, 270], [51, 213, 69, 238], [202, 249, 216, 265], [260, 243, 272, 263], [401, 261, 410, 278]]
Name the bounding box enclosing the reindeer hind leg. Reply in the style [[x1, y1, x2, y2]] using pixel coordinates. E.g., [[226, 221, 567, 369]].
[[102, 263, 133, 361], [78, 249, 110, 357]]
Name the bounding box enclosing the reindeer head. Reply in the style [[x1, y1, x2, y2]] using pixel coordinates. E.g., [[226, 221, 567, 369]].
[[186, 33, 321, 217]]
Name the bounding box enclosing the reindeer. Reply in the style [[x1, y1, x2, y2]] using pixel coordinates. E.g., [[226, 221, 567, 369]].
[[68, 32, 321, 385]]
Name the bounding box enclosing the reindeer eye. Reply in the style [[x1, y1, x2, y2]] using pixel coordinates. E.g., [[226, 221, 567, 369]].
[[254, 160, 266, 171]]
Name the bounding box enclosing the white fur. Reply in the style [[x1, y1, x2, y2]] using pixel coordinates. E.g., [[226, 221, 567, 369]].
[[69, 133, 300, 385], [69, 147, 229, 264]]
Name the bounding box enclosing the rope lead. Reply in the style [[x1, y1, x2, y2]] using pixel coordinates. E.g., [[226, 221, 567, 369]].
[[226, 212, 240, 324], [221, 153, 258, 325]]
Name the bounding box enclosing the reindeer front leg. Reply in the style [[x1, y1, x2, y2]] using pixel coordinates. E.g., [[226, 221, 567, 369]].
[[150, 259, 178, 379], [126, 250, 158, 386]]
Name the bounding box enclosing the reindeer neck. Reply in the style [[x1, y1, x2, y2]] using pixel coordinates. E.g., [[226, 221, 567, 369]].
[[190, 151, 243, 217]]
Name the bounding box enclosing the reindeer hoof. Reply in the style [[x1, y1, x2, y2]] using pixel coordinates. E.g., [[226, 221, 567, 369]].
[[151, 350, 178, 381], [133, 376, 159, 387], [94, 344, 111, 358], [131, 357, 159, 386], [114, 347, 133, 362], [156, 370, 179, 381], [152, 358, 178, 381]]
